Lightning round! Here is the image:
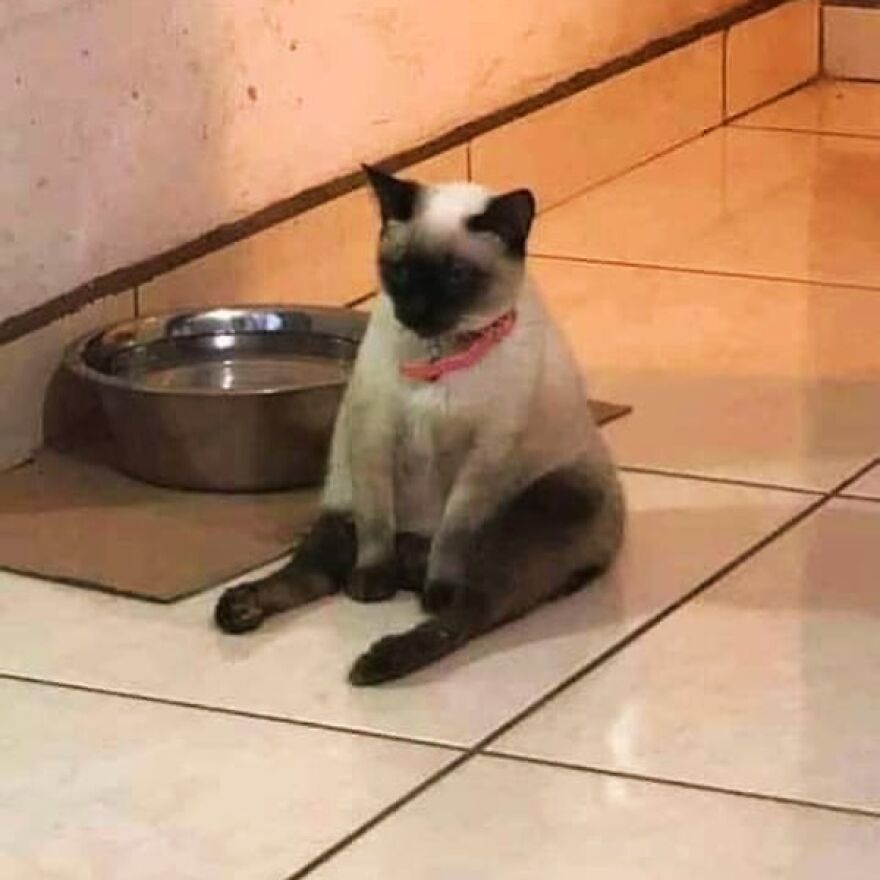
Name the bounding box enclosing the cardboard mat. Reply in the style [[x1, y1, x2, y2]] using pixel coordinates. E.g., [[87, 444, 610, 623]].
[[0, 400, 630, 602]]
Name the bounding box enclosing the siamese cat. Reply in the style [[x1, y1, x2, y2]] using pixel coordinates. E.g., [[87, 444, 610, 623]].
[[214, 166, 625, 686]]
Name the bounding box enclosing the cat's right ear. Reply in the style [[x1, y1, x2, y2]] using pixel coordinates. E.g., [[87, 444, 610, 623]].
[[362, 164, 419, 225], [467, 189, 536, 258]]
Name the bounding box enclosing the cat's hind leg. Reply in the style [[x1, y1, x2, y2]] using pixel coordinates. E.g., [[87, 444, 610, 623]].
[[214, 511, 355, 634], [349, 461, 624, 685], [349, 586, 486, 686]]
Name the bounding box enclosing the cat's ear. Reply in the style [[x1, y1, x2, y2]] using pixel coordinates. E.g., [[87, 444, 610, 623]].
[[467, 189, 536, 257], [362, 164, 419, 225]]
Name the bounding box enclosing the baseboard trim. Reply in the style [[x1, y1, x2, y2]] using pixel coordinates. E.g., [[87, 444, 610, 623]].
[[824, 1, 880, 9]]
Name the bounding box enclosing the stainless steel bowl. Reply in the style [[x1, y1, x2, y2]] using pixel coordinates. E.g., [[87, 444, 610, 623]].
[[64, 305, 367, 492]]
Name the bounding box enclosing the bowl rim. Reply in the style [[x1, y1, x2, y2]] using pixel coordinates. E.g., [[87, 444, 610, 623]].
[[63, 303, 367, 397]]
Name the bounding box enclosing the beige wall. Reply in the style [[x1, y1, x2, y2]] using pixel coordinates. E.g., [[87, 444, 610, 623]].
[[1, 0, 743, 323]]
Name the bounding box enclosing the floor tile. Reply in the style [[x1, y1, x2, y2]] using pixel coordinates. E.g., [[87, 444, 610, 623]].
[[498, 498, 880, 812], [0, 678, 447, 880], [724, 0, 819, 119], [738, 80, 880, 139], [308, 755, 880, 879], [843, 465, 880, 501], [0, 473, 808, 747], [531, 127, 880, 290], [534, 258, 880, 490], [471, 35, 721, 210]]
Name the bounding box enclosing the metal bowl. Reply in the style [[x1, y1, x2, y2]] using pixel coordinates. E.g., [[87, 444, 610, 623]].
[[64, 305, 367, 492]]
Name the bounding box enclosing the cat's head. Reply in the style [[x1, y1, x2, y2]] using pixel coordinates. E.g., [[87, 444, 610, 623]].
[[363, 165, 535, 339]]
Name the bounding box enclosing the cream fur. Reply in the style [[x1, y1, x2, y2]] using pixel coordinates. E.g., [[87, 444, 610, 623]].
[[322, 183, 617, 583]]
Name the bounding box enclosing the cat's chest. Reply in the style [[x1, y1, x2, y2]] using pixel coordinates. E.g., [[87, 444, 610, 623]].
[[397, 381, 469, 460], [392, 381, 471, 533]]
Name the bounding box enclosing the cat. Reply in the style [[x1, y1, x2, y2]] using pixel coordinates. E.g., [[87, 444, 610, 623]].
[[214, 165, 625, 686]]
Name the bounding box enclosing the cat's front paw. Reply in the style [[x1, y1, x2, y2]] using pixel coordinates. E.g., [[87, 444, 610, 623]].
[[345, 564, 398, 603], [214, 584, 266, 634]]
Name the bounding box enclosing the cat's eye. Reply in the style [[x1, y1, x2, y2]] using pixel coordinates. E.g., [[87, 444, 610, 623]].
[[382, 260, 408, 287]]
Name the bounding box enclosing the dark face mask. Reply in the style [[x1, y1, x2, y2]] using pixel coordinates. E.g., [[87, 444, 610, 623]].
[[380, 251, 490, 338]]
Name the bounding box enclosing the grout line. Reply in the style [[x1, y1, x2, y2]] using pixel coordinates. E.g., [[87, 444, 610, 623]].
[[723, 74, 821, 124], [537, 83, 870, 231], [732, 121, 880, 141], [538, 50, 827, 221], [535, 124, 723, 217], [480, 751, 880, 821], [838, 491, 880, 502], [0, 672, 466, 755], [826, 0, 880, 9], [346, 289, 378, 308], [539, 77, 834, 224], [529, 253, 880, 294], [284, 456, 880, 878], [618, 464, 826, 497], [829, 455, 880, 496], [466, 141, 473, 182], [833, 74, 880, 85], [721, 27, 729, 120], [285, 751, 474, 879]]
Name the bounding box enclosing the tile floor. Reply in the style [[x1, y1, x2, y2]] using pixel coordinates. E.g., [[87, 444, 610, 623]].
[[3, 79, 880, 878]]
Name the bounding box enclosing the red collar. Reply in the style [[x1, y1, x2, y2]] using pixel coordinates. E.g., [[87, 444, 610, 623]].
[[400, 310, 517, 383]]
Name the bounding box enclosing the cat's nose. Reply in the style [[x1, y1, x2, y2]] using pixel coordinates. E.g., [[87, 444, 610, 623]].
[[396, 297, 428, 326]]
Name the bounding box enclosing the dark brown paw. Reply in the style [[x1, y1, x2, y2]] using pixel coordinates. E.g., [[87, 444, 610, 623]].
[[348, 621, 458, 686], [344, 564, 398, 603], [214, 584, 266, 634], [349, 635, 403, 686], [420, 579, 457, 613]]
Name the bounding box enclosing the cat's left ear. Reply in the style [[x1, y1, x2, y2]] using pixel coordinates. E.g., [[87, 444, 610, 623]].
[[362, 164, 420, 225], [467, 189, 536, 258]]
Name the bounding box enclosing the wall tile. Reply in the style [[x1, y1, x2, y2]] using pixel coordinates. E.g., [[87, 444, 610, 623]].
[[725, 0, 820, 119], [471, 36, 723, 210]]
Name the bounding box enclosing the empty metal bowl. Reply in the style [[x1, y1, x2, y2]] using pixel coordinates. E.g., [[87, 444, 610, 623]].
[[64, 305, 368, 492]]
